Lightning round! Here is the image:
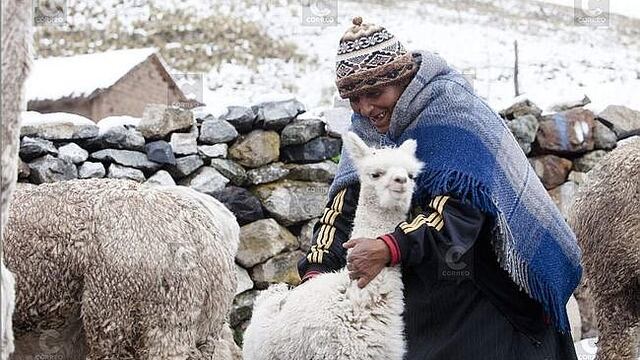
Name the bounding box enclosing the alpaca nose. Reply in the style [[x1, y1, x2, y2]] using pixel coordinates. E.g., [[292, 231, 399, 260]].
[[393, 176, 407, 184]]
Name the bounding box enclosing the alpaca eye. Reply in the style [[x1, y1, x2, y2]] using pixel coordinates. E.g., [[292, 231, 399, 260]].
[[370, 171, 385, 179], [408, 173, 415, 180]]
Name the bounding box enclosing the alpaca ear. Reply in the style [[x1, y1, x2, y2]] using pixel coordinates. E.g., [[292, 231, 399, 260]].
[[398, 139, 417, 156], [342, 132, 371, 161]]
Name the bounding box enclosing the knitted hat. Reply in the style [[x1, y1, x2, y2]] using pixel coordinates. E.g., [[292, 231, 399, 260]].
[[335, 16, 417, 99]]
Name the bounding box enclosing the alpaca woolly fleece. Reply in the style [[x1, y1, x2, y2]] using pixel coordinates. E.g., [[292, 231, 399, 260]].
[[568, 138, 640, 360], [3, 179, 240, 359], [243, 133, 422, 360]]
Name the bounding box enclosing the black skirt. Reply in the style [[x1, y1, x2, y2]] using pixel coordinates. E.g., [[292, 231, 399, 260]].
[[400, 223, 578, 360]]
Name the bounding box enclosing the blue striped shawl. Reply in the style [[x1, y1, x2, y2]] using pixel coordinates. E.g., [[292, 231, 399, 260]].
[[329, 50, 582, 332]]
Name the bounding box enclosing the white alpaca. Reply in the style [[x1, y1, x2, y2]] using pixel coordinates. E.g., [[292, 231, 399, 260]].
[[243, 132, 423, 360], [3, 179, 241, 359]]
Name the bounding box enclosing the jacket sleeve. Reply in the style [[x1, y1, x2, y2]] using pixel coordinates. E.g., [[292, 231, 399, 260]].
[[297, 183, 360, 282], [378, 195, 486, 267]]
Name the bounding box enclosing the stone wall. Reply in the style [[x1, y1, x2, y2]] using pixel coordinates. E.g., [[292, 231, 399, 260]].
[[14, 97, 640, 344]]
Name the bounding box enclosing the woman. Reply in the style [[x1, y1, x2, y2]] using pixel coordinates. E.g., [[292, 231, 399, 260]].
[[297, 16, 582, 359]]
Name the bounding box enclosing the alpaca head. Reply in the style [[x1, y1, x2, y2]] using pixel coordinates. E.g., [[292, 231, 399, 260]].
[[342, 132, 423, 210]]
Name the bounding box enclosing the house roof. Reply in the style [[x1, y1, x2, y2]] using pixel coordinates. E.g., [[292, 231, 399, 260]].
[[25, 47, 159, 102]]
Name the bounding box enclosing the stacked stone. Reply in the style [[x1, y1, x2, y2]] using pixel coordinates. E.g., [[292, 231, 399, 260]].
[[17, 99, 343, 344], [18, 97, 640, 344], [501, 98, 640, 219]]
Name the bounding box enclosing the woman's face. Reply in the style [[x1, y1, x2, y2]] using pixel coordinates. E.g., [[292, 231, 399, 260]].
[[348, 83, 407, 134]]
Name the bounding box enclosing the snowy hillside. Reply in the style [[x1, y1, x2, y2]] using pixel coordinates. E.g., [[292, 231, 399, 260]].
[[32, 0, 640, 115]]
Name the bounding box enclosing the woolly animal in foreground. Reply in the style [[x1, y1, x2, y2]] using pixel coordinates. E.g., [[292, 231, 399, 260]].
[[242, 132, 423, 360], [568, 138, 640, 360], [0, 0, 33, 358], [3, 179, 241, 359]]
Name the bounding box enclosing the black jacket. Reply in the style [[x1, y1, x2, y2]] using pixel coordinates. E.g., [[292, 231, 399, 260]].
[[297, 183, 578, 360]]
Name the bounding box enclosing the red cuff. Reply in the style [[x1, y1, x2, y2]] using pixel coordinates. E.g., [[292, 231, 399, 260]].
[[378, 234, 401, 266], [301, 270, 321, 283]]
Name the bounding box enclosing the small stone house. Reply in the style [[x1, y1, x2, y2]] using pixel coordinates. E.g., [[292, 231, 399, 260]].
[[25, 48, 201, 122]]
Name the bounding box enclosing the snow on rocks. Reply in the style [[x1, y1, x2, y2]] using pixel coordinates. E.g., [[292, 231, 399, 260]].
[[21, 111, 99, 140]]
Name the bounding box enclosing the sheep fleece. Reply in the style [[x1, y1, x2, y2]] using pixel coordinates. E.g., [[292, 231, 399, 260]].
[[569, 138, 640, 360], [3, 179, 239, 359]]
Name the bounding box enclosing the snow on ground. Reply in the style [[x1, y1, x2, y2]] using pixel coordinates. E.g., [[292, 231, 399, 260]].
[[197, 0, 640, 114], [26, 47, 156, 101], [28, 0, 640, 115]]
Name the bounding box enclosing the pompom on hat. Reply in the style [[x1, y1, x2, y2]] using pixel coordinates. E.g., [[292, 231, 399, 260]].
[[335, 16, 417, 99]]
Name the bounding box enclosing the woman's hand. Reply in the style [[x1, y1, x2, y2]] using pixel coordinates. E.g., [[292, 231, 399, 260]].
[[343, 238, 391, 288]]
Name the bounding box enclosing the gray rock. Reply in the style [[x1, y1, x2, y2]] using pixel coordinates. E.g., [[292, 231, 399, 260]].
[[209, 159, 247, 186], [58, 143, 89, 164], [246, 162, 289, 185], [145, 140, 176, 165], [236, 218, 298, 268], [537, 108, 596, 155], [212, 186, 264, 226], [617, 135, 640, 149], [138, 104, 194, 140], [220, 106, 256, 133], [548, 181, 578, 219], [18, 159, 30, 180], [90, 125, 145, 151], [250, 250, 304, 288], [107, 163, 146, 182], [507, 115, 539, 155], [235, 263, 254, 296], [28, 155, 78, 184], [166, 154, 204, 179], [199, 118, 239, 144], [78, 161, 106, 179], [192, 106, 215, 123], [573, 150, 608, 173], [499, 98, 542, 120], [90, 149, 162, 172], [228, 130, 280, 168], [548, 95, 590, 113], [281, 137, 342, 163], [593, 121, 618, 150], [179, 166, 229, 195], [254, 98, 306, 131], [198, 144, 228, 159], [252, 180, 329, 225], [170, 132, 198, 155], [567, 171, 587, 185], [145, 170, 176, 186], [236, 219, 298, 268], [280, 118, 325, 146], [597, 105, 640, 138], [19, 136, 58, 161], [529, 155, 573, 190], [20, 120, 99, 140], [298, 218, 319, 253], [286, 160, 338, 183], [230, 290, 260, 328]]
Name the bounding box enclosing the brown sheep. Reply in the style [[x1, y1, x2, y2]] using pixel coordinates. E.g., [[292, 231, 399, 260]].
[[3, 179, 240, 359], [568, 138, 640, 360]]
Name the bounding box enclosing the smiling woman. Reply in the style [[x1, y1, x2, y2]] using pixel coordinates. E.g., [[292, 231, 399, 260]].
[[297, 16, 583, 360], [348, 82, 410, 134]]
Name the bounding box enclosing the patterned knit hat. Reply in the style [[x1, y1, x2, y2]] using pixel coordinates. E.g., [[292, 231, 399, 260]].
[[335, 16, 417, 99]]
